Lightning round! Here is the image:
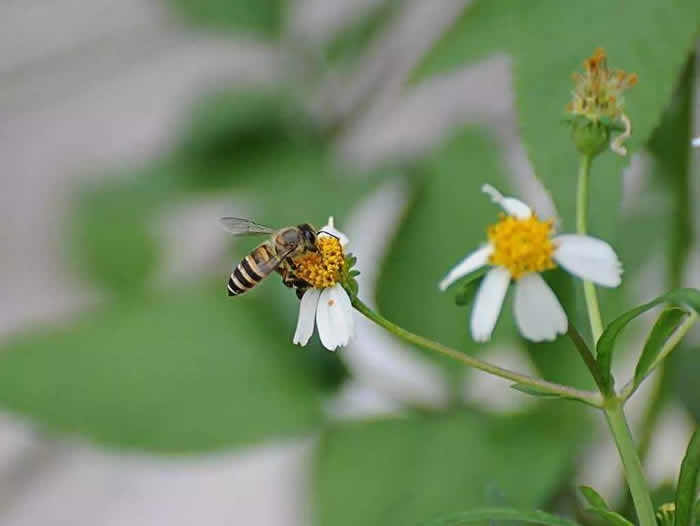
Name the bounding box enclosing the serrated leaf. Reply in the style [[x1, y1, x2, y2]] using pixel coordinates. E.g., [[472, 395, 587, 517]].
[[315, 408, 582, 526], [633, 307, 689, 389], [675, 429, 700, 526], [579, 486, 609, 510], [585, 508, 634, 526], [420, 508, 582, 526], [0, 286, 324, 452], [596, 288, 700, 392]]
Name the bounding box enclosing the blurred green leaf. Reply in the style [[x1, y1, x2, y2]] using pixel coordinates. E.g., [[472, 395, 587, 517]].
[[173, 88, 323, 191], [596, 288, 700, 392], [413, 1, 699, 280], [420, 508, 581, 526], [0, 285, 324, 452], [633, 307, 689, 389], [579, 486, 609, 510], [675, 429, 700, 526], [315, 408, 581, 526], [324, 0, 401, 65], [376, 129, 515, 370], [168, 0, 285, 38], [70, 178, 169, 298], [647, 55, 695, 288], [585, 508, 634, 526]]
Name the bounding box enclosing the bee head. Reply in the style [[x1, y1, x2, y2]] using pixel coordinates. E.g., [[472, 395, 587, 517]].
[[298, 223, 318, 252]]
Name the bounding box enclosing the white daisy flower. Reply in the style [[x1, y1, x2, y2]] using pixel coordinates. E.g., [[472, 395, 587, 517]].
[[439, 185, 622, 343], [292, 217, 354, 351], [692, 136, 700, 147]]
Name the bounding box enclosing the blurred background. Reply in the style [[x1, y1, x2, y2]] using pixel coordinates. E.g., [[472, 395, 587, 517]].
[[1, 1, 699, 525]]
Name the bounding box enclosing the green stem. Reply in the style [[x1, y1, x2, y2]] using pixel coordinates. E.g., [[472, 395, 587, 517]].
[[351, 296, 602, 407], [603, 400, 657, 526], [566, 325, 607, 393], [577, 154, 605, 343]]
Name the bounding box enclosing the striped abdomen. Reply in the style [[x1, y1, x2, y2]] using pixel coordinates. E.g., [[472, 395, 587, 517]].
[[227, 242, 279, 296]]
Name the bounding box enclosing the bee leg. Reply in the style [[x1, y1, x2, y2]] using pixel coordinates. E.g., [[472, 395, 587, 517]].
[[280, 266, 297, 289], [285, 257, 297, 270]]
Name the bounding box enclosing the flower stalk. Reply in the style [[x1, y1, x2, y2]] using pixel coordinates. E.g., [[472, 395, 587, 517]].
[[577, 154, 605, 343], [603, 400, 657, 526], [350, 296, 603, 407]]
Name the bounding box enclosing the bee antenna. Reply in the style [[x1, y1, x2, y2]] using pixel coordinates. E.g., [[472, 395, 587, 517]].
[[317, 230, 339, 240]]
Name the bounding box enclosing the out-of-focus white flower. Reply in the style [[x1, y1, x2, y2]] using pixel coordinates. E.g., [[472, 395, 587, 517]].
[[692, 137, 700, 147], [293, 217, 354, 351], [439, 185, 622, 342]]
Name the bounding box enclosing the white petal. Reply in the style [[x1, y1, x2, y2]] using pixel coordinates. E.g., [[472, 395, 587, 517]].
[[326, 284, 353, 348], [692, 136, 700, 147], [471, 266, 511, 342], [513, 273, 567, 342], [293, 288, 320, 346], [481, 184, 532, 219], [319, 216, 350, 247], [334, 284, 355, 344], [553, 234, 622, 287], [438, 245, 493, 291], [317, 287, 348, 351]]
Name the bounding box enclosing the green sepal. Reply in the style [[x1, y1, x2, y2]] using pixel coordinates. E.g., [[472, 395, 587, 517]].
[[570, 119, 610, 158], [451, 267, 488, 306]]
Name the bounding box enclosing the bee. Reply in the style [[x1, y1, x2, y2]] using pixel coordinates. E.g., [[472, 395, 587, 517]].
[[220, 217, 318, 297]]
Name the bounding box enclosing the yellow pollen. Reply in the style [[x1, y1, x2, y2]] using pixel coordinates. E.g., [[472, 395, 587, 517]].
[[293, 236, 344, 289], [487, 214, 556, 279]]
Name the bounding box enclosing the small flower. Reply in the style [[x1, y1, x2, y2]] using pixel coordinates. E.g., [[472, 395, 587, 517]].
[[292, 217, 354, 351], [692, 136, 700, 147], [439, 185, 622, 343], [567, 48, 637, 157]]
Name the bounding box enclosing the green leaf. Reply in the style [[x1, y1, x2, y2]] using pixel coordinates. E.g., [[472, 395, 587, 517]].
[[596, 288, 700, 392], [70, 178, 167, 297], [585, 508, 634, 526], [647, 56, 695, 288], [315, 408, 583, 526], [510, 384, 562, 399], [633, 308, 689, 389], [376, 128, 515, 370], [413, 1, 700, 282], [675, 429, 700, 526], [579, 486, 609, 510], [420, 507, 582, 526], [0, 286, 324, 452], [168, 0, 285, 38], [324, 0, 402, 65]]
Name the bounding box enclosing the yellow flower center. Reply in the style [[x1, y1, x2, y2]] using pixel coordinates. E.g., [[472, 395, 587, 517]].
[[293, 236, 345, 288], [487, 214, 556, 279]]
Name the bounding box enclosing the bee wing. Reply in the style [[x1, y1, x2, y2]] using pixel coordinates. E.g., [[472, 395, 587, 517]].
[[220, 217, 275, 236]]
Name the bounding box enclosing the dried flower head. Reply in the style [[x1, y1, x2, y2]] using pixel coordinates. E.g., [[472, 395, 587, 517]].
[[567, 48, 638, 123]]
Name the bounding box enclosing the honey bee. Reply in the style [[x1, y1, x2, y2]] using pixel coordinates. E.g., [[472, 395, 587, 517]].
[[220, 217, 318, 297]]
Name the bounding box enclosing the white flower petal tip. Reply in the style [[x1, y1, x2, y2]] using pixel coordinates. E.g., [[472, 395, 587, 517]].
[[320, 216, 349, 247], [438, 245, 492, 291], [481, 184, 532, 219], [692, 137, 700, 148], [293, 289, 320, 346], [513, 273, 568, 342], [470, 267, 511, 342], [553, 234, 623, 288]]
